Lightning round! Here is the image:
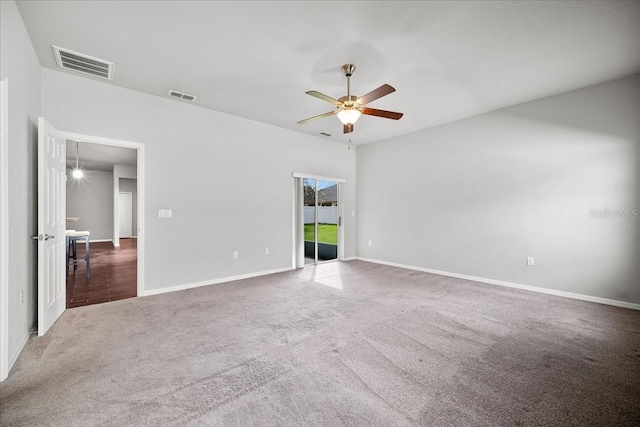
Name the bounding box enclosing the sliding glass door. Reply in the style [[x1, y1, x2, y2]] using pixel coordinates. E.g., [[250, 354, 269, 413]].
[[303, 178, 339, 264]]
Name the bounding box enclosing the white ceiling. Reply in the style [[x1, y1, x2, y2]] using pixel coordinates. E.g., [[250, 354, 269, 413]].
[[66, 140, 136, 172], [17, 1, 640, 145]]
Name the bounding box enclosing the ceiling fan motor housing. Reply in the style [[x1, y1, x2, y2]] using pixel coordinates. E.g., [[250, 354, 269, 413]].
[[338, 95, 360, 108]]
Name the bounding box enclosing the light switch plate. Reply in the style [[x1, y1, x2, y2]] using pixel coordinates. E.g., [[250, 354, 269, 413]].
[[158, 209, 172, 218]]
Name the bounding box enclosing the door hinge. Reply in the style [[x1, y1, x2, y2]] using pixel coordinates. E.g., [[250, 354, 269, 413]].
[[338, 216, 342, 226]]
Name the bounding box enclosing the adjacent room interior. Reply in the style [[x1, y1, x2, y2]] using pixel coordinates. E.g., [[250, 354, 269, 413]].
[[65, 140, 138, 308], [1, 1, 639, 426]]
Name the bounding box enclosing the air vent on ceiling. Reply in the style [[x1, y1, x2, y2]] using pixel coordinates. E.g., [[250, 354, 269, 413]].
[[319, 132, 332, 137], [168, 90, 197, 102], [52, 45, 113, 80]]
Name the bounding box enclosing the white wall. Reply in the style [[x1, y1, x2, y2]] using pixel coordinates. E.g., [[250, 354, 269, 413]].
[[357, 74, 640, 305], [119, 178, 138, 237], [41, 68, 356, 292], [66, 170, 114, 241], [0, 0, 42, 378]]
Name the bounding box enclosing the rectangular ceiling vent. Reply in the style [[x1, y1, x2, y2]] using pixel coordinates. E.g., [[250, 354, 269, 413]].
[[168, 90, 197, 102], [52, 45, 114, 80]]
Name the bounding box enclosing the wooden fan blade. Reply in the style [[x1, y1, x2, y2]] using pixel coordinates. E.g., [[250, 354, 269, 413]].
[[343, 124, 354, 134], [357, 84, 395, 105], [306, 91, 341, 106], [362, 108, 403, 120], [297, 110, 337, 124]]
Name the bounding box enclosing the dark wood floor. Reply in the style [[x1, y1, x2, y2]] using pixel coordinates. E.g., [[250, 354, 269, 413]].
[[66, 238, 137, 308]]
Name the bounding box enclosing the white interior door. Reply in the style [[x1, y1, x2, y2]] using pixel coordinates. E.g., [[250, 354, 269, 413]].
[[118, 192, 132, 238], [37, 118, 66, 336]]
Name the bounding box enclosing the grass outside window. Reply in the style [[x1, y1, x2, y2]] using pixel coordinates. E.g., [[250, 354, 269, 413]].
[[304, 223, 337, 245]]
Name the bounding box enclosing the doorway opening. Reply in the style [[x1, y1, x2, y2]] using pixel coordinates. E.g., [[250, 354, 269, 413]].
[[37, 120, 145, 336], [65, 139, 139, 308]]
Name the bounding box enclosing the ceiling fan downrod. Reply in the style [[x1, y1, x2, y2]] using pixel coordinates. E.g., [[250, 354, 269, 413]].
[[341, 64, 356, 106]]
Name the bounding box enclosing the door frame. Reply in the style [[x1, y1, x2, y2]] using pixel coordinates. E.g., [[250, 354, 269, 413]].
[[118, 191, 133, 238], [0, 77, 9, 381], [63, 131, 145, 297], [291, 173, 346, 267]]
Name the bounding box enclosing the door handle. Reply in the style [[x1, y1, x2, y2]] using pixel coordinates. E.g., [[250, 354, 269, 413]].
[[32, 234, 55, 241]]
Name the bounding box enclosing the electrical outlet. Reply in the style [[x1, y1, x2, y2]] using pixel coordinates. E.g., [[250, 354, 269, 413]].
[[265, 248, 269, 255], [20, 290, 24, 304], [368, 240, 372, 246], [233, 251, 238, 259], [527, 257, 535, 266]]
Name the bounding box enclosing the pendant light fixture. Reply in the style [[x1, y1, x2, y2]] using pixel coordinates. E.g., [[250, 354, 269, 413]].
[[72, 140, 83, 179]]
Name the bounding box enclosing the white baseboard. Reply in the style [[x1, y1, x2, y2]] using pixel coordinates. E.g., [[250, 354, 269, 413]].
[[356, 257, 640, 311], [89, 239, 112, 243], [342, 257, 356, 261], [3, 330, 30, 381], [141, 266, 294, 297]]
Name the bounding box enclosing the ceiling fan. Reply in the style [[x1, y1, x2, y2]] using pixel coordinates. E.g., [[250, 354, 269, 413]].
[[298, 64, 403, 134]]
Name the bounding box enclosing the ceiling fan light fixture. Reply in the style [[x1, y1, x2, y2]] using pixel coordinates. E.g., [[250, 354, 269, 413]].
[[72, 168, 84, 179], [337, 108, 361, 125]]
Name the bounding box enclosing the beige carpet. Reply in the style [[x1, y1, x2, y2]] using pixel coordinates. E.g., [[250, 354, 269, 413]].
[[1, 260, 639, 426]]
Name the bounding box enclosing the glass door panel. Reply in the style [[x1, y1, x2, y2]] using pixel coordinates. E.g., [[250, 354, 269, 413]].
[[316, 180, 338, 262], [303, 178, 317, 264]]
